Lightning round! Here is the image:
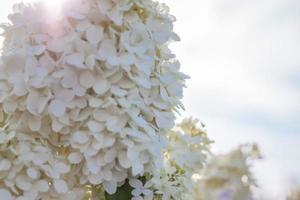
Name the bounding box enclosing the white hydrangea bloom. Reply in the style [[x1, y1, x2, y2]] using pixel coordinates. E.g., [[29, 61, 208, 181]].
[[286, 187, 300, 200], [166, 118, 211, 173], [0, 129, 85, 200], [150, 118, 212, 200], [129, 178, 153, 200], [193, 144, 261, 200], [0, 0, 187, 198]]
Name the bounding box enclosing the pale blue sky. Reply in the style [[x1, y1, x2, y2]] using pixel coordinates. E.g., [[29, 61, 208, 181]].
[[159, 0, 300, 199], [1, 0, 300, 199]]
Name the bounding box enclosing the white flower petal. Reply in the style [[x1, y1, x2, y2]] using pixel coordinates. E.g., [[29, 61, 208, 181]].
[[104, 148, 117, 163], [118, 53, 136, 66], [87, 120, 104, 132], [76, 20, 91, 32], [26, 167, 40, 179], [48, 99, 66, 117], [93, 110, 111, 122], [127, 147, 139, 161], [28, 45, 46, 55], [86, 25, 104, 44], [0, 189, 13, 200], [16, 175, 32, 191], [129, 179, 143, 189], [97, 39, 117, 65], [103, 168, 112, 181], [79, 70, 95, 88], [53, 179, 68, 194], [28, 116, 42, 131], [86, 54, 96, 69], [68, 152, 83, 164], [102, 134, 116, 148], [47, 38, 66, 53], [160, 85, 169, 101], [88, 97, 103, 108], [111, 86, 127, 97], [66, 53, 85, 68], [34, 180, 49, 192], [55, 89, 75, 103], [107, 7, 123, 26], [132, 162, 144, 176], [93, 78, 110, 95], [103, 181, 117, 195], [61, 69, 78, 89], [88, 173, 103, 185], [12, 81, 28, 97], [0, 159, 11, 170], [26, 92, 39, 115], [154, 110, 175, 129], [35, 67, 48, 77], [72, 131, 89, 144], [73, 84, 87, 96], [118, 151, 131, 169], [54, 162, 70, 174]]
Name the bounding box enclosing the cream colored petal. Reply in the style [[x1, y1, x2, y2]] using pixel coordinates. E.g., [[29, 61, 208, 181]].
[[28, 45, 46, 55], [28, 115, 42, 131], [87, 120, 104, 132], [0, 189, 13, 200], [93, 109, 110, 122], [48, 99, 66, 117], [111, 86, 127, 97], [26, 167, 40, 179], [66, 53, 85, 68], [93, 78, 110, 95], [72, 131, 89, 144], [79, 70, 95, 88], [55, 89, 75, 103], [47, 38, 66, 53], [16, 175, 33, 191], [54, 162, 70, 174], [68, 152, 83, 164], [61, 69, 78, 89], [88, 97, 103, 108], [86, 25, 104, 44], [53, 179, 68, 194]]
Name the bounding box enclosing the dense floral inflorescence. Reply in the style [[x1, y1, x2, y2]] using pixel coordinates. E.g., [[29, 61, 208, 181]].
[[193, 144, 261, 200], [150, 118, 212, 200], [286, 187, 300, 200], [0, 0, 188, 199]]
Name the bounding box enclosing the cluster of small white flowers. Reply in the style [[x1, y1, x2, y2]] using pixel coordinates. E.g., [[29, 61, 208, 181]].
[[0, 129, 86, 200], [129, 179, 153, 200], [286, 187, 300, 200], [149, 118, 211, 200], [193, 144, 261, 200], [0, 0, 187, 198], [166, 118, 211, 173]]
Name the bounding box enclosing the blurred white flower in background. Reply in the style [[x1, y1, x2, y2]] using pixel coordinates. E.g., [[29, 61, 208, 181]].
[[150, 118, 212, 200], [159, 0, 300, 199], [193, 144, 261, 200]]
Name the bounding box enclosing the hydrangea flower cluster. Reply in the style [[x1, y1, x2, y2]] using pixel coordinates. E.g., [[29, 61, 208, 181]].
[[193, 144, 261, 200], [286, 187, 300, 200], [150, 118, 212, 200], [0, 0, 187, 198]]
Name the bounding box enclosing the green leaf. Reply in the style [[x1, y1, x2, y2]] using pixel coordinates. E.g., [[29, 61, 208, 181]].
[[105, 180, 133, 200]]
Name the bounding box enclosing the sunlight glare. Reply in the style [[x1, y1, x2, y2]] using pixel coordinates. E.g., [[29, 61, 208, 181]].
[[41, 0, 63, 19]]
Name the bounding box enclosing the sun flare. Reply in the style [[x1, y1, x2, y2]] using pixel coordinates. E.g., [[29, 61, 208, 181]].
[[44, 0, 62, 10], [43, 0, 63, 13], [29, 0, 64, 19]]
